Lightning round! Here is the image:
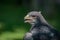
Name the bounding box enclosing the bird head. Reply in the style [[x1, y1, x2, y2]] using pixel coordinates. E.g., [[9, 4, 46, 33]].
[[24, 11, 41, 25]]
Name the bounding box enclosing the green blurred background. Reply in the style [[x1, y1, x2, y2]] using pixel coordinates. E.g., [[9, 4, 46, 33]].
[[0, 0, 60, 40]]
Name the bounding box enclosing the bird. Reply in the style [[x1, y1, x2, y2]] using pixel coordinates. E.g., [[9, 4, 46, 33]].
[[24, 11, 60, 40]]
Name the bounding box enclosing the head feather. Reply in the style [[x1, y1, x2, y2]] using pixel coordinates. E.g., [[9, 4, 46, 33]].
[[28, 11, 48, 25]]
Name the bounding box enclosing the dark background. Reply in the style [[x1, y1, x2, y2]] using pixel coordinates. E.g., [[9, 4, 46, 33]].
[[0, 0, 60, 40]]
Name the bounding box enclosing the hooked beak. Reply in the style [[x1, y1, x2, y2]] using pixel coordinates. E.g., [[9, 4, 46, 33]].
[[24, 15, 32, 23]]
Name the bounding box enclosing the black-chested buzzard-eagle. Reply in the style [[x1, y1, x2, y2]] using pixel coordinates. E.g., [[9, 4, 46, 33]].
[[24, 11, 60, 40]]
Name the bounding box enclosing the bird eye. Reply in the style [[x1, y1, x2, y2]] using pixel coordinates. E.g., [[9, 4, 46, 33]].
[[32, 15, 36, 17]]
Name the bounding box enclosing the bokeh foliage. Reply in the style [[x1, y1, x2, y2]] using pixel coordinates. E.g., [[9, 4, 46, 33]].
[[0, 0, 60, 40]]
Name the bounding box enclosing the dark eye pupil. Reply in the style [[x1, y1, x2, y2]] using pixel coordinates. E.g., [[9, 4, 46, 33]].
[[32, 15, 35, 17]]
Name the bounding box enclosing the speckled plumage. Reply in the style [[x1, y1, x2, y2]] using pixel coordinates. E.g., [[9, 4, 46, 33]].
[[24, 11, 60, 40]]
